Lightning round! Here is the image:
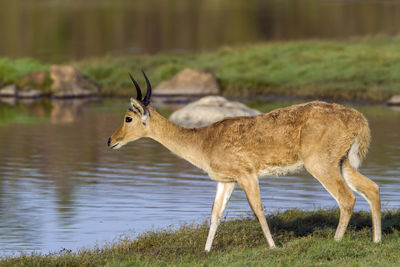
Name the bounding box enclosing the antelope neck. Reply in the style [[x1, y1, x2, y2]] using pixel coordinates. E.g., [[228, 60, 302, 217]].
[[147, 110, 206, 170]]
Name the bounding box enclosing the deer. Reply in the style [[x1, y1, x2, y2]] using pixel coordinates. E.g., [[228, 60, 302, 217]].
[[107, 72, 381, 252]]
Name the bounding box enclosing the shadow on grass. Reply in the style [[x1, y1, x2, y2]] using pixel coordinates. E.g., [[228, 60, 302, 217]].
[[269, 209, 400, 237], [205, 208, 399, 250], [127, 209, 400, 259]]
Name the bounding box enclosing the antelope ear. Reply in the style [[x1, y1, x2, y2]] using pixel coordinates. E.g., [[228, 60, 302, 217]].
[[130, 98, 149, 125]]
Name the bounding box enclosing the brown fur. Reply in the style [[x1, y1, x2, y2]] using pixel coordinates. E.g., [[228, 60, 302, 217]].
[[108, 100, 380, 252]]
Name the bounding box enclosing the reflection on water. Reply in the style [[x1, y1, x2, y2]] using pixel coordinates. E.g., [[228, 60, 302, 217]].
[[1, 0, 400, 61], [50, 99, 101, 124], [0, 99, 399, 256]]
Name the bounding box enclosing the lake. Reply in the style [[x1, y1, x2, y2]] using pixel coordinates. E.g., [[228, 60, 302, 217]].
[[0, 98, 399, 256], [1, 0, 400, 61]]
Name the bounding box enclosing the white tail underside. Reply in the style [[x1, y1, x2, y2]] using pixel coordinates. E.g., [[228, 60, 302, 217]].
[[348, 138, 361, 170]]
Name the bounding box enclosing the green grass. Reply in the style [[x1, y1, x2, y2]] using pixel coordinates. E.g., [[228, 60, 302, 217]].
[[77, 36, 400, 101], [2, 209, 400, 266], [2, 37, 400, 101], [0, 58, 49, 86]]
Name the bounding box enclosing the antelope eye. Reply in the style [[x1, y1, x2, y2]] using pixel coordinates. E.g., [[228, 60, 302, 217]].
[[125, 117, 133, 123]]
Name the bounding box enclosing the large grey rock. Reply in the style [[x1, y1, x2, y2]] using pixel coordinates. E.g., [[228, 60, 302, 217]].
[[0, 84, 18, 97], [169, 96, 260, 128], [50, 65, 98, 98], [387, 95, 400, 106], [154, 68, 220, 96]]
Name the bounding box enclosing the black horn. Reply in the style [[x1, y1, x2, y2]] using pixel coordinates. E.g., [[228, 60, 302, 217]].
[[141, 71, 152, 106], [129, 73, 142, 101]]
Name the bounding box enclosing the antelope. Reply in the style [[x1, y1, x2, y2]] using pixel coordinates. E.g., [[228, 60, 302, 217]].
[[107, 72, 381, 252]]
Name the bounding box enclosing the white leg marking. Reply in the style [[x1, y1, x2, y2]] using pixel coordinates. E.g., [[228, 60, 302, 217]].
[[205, 182, 235, 252], [342, 166, 381, 243]]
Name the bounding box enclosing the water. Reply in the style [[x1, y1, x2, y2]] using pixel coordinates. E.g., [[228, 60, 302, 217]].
[[1, 0, 400, 61], [0, 99, 399, 256]]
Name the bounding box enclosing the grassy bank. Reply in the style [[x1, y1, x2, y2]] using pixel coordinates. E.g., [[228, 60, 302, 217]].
[[2, 209, 400, 266], [2, 37, 400, 101]]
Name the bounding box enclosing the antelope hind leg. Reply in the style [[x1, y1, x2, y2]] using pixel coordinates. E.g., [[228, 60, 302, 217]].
[[304, 161, 356, 241], [342, 160, 381, 242], [238, 174, 276, 248]]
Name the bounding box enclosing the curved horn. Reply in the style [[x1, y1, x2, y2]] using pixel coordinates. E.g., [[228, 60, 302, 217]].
[[129, 73, 142, 101], [142, 70, 152, 106]]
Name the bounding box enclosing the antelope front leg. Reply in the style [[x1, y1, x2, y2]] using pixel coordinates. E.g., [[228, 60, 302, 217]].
[[205, 181, 236, 252], [238, 175, 276, 248]]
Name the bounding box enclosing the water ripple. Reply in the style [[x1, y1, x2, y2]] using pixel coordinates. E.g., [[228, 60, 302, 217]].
[[0, 103, 399, 257]]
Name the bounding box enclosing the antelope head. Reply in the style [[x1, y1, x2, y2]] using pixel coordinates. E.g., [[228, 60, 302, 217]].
[[107, 71, 152, 149]]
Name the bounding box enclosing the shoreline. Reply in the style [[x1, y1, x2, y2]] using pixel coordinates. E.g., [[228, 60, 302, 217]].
[[2, 37, 400, 103], [1, 208, 399, 266]]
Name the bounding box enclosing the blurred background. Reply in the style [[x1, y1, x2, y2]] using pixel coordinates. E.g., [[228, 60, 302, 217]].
[[0, 0, 399, 257], [2, 0, 400, 62]]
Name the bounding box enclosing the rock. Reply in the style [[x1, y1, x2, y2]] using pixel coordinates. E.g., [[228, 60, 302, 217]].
[[387, 95, 400, 106], [52, 85, 94, 98], [18, 86, 46, 98], [0, 84, 18, 97], [154, 68, 220, 96], [169, 96, 260, 128], [0, 84, 46, 99], [50, 65, 98, 98]]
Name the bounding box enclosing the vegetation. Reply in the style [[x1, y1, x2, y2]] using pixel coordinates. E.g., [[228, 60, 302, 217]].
[[1, 209, 400, 266], [0, 58, 49, 86], [1, 36, 400, 101], [76, 36, 400, 101]]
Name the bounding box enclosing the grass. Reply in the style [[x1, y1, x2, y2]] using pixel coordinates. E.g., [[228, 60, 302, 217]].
[[2, 36, 400, 101], [0, 58, 50, 87], [2, 209, 400, 266], [75, 36, 400, 101]]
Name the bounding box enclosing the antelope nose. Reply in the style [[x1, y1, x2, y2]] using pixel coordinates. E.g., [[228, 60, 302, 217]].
[[107, 137, 111, 146]]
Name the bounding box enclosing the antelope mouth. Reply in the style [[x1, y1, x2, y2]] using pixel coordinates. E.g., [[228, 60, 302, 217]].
[[110, 143, 120, 149]]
